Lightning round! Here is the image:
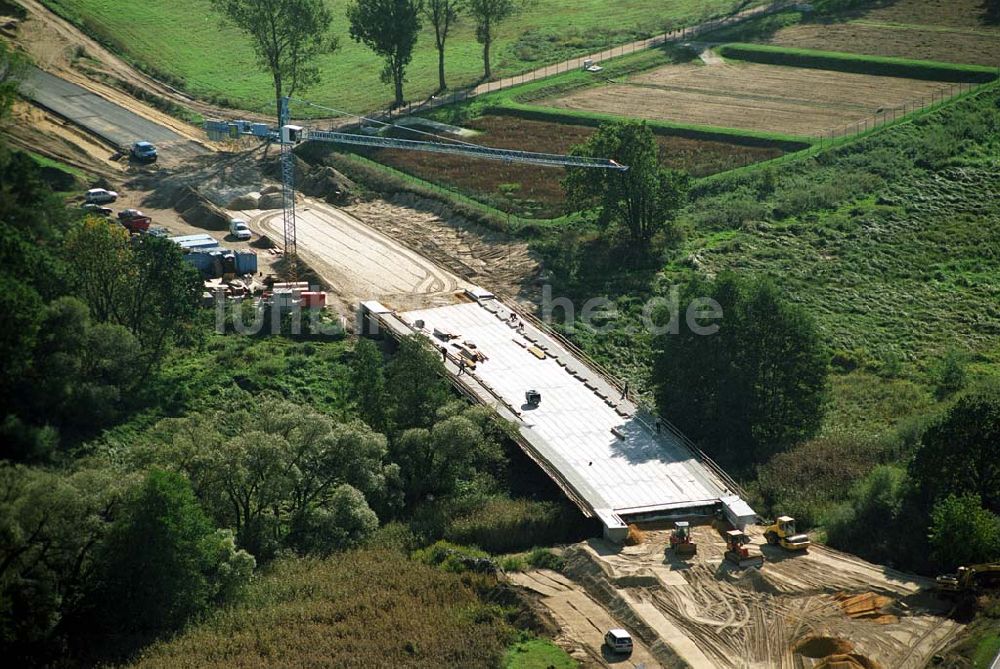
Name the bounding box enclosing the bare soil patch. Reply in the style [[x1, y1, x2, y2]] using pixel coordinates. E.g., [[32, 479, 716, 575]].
[[8, 101, 125, 178], [367, 115, 783, 218], [525, 526, 963, 669], [766, 23, 1000, 67], [858, 0, 1000, 33], [763, 0, 1000, 68], [547, 61, 957, 136], [344, 194, 543, 303]]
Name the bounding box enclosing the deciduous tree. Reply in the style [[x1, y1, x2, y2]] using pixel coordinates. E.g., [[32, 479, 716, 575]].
[[466, 0, 520, 80], [653, 274, 828, 471], [348, 0, 423, 108], [910, 385, 1000, 513], [89, 469, 253, 631], [423, 0, 463, 91], [29, 297, 141, 432], [0, 465, 128, 652], [929, 493, 1000, 570], [386, 335, 449, 431], [211, 0, 337, 121], [63, 220, 201, 373], [149, 398, 392, 559], [351, 337, 389, 433], [564, 120, 689, 243], [391, 402, 504, 504]]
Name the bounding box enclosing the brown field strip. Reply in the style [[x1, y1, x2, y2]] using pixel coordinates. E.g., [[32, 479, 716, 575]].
[[767, 23, 1000, 67], [766, 0, 1000, 68], [546, 61, 956, 136], [369, 115, 783, 217]]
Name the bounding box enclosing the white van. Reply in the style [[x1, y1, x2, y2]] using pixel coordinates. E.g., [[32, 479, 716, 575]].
[[229, 218, 252, 240], [604, 628, 633, 654]]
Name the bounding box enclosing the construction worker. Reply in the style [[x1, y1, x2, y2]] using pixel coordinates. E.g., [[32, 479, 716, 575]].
[[440, 346, 447, 361], [459, 358, 466, 375]]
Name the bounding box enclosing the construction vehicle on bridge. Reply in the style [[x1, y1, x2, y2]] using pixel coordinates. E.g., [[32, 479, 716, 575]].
[[725, 529, 764, 568], [764, 515, 811, 552], [936, 563, 1000, 594], [668, 521, 696, 557]]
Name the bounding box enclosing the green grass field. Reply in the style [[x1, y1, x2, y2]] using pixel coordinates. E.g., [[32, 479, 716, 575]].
[[41, 0, 751, 115], [505, 638, 577, 669]]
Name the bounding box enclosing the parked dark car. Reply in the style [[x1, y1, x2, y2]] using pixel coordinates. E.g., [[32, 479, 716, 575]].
[[81, 203, 113, 216], [130, 141, 157, 162]]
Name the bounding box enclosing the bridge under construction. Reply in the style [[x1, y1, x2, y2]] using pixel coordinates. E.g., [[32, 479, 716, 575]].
[[361, 289, 755, 541]]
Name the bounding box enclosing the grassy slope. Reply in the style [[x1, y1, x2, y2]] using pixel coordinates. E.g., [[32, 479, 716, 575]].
[[42, 0, 749, 114], [681, 92, 1000, 375], [542, 85, 1000, 437], [129, 549, 511, 669]]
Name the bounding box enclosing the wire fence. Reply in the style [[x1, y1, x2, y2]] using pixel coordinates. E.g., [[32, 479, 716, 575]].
[[727, 74, 997, 172]]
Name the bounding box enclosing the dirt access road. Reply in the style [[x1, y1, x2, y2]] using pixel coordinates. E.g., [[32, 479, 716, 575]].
[[514, 525, 961, 669], [19, 67, 207, 166], [255, 200, 471, 311], [511, 569, 662, 668]]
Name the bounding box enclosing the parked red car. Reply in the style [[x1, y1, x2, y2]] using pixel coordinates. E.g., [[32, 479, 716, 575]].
[[118, 208, 152, 233]]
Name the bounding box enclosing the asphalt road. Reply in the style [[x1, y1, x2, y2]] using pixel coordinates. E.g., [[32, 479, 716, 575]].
[[19, 68, 206, 160]]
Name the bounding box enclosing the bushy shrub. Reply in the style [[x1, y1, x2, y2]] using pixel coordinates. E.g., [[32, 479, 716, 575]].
[[500, 555, 528, 572], [824, 465, 907, 564], [690, 189, 770, 230], [772, 171, 881, 219], [444, 497, 587, 554], [526, 548, 565, 571], [758, 432, 883, 529]]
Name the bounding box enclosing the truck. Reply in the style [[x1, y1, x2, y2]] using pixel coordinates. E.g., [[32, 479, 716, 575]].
[[118, 209, 152, 233]]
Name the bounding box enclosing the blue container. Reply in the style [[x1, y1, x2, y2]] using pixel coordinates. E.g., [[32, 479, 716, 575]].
[[235, 251, 258, 274], [183, 251, 217, 274]]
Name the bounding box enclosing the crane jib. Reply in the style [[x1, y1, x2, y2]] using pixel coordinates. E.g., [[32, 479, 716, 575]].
[[306, 130, 629, 171]]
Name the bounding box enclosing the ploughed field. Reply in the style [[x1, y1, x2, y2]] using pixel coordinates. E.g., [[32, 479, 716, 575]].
[[545, 60, 958, 137], [761, 0, 1000, 67], [765, 23, 1000, 67], [367, 115, 783, 218]]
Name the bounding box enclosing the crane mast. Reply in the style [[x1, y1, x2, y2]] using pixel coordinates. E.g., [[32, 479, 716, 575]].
[[205, 97, 628, 256]]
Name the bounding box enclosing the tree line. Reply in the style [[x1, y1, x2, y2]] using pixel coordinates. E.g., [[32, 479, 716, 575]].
[[654, 271, 1000, 573], [212, 0, 528, 111], [0, 142, 514, 657]]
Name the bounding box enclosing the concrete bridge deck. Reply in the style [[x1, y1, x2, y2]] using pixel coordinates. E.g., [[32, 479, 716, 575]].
[[362, 292, 755, 540]]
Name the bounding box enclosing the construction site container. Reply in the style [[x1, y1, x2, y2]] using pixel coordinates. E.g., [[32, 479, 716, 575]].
[[170, 233, 217, 248], [273, 281, 309, 293], [235, 251, 258, 274], [301, 291, 326, 308], [183, 251, 217, 274]]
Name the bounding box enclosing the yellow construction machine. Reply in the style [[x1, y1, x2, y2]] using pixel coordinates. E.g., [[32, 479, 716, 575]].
[[724, 529, 764, 568], [668, 521, 696, 557], [936, 563, 1000, 594], [764, 516, 811, 552]]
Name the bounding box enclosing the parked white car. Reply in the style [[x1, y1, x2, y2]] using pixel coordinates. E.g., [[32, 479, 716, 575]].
[[604, 629, 633, 655], [229, 218, 252, 240], [84, 188, 118, 204]]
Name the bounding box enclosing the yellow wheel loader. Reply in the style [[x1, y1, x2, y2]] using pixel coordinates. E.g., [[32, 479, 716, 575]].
[[764, 516, 810, 552]]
